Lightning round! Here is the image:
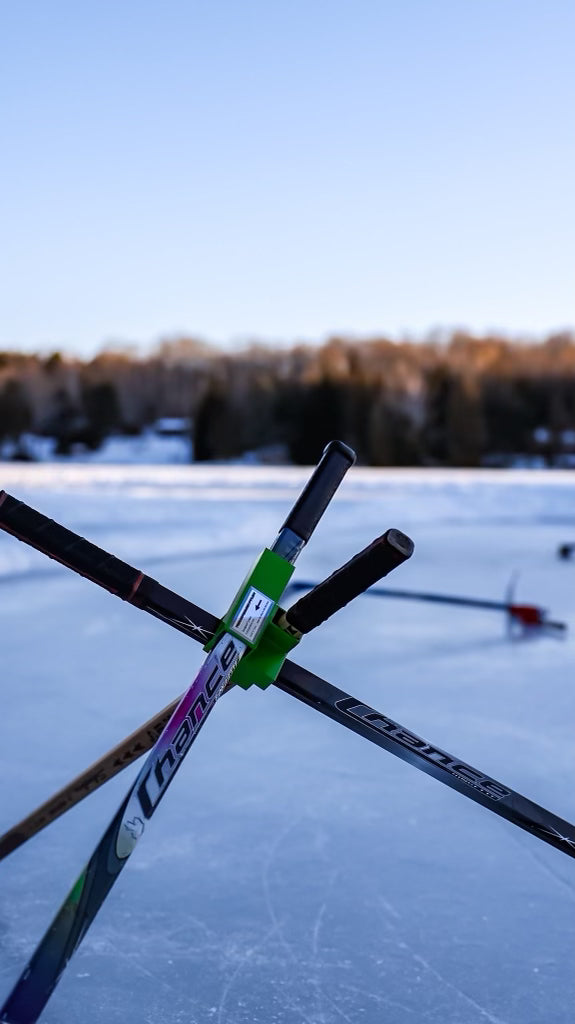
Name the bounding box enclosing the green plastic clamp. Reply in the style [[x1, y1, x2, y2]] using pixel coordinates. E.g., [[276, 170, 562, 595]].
[[204, 547, 299, 688], [231, 614, 300, 690]]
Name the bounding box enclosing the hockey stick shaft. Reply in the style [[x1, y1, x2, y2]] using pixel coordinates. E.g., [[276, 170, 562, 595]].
[[0, 634, 242, 1023], [290, 579, 526, 612], [275, 661, 575, 859], [288, 581, 566, 631], [0, 695, 181, 860]]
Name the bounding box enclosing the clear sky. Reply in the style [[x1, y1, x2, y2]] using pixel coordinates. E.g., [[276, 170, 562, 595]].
[[1, 0, 573, 356]]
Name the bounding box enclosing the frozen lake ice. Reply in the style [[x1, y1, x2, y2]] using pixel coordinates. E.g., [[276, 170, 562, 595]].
[[0, 465, 574, 1024]]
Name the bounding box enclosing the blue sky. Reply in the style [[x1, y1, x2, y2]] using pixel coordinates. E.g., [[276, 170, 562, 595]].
[[1, 0, 573, 355]]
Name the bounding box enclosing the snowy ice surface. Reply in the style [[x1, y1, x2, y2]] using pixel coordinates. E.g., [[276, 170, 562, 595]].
[[0, 465, 574, 1024], [1, 431, 192, 466]]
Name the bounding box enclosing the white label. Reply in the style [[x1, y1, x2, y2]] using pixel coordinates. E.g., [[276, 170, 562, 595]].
[[231, 587, 274, 642]]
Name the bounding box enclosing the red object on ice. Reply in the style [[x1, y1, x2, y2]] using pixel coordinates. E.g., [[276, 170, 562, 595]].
[[509, 604, 545, 626]]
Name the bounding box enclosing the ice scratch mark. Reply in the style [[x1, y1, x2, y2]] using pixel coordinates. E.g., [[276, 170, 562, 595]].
[[309, 867, 340, 1024], [279, 1000, 320, 1024], [509, 831, 575, 901], [407, 948, 510, 1024], [312, 900, 327, 958], [216, 921, 284, 1024], [320, 991, 356, 1024], [378, 896, 510, 1023], [261, 816, 303, 965], [378, 895, 401, 920], [165, 914, 216, 945], [311, 901, 328, 1024], [341, 983, 421, 1018], [87, 938, 177, 995]]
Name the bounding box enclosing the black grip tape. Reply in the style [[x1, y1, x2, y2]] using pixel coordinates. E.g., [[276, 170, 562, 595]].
[[0, 491, 143, 600], [281, 440, 356, 542], [285, 528, 414, 634]]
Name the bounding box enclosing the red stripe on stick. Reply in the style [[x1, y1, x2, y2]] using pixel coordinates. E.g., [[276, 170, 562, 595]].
[[128, 572, 145, 602]]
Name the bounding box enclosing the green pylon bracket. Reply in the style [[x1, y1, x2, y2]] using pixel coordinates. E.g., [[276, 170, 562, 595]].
[[204, 547, 299, 688]]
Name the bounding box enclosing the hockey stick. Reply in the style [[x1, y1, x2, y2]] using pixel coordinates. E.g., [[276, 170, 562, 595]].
[[286, 580, 567, 634]]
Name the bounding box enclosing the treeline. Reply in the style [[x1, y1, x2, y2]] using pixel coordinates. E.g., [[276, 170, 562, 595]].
[[0, 332, 574, 465]]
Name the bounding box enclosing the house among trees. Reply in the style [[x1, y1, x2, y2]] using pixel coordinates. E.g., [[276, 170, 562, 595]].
[[152, 417, 191, 437]]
